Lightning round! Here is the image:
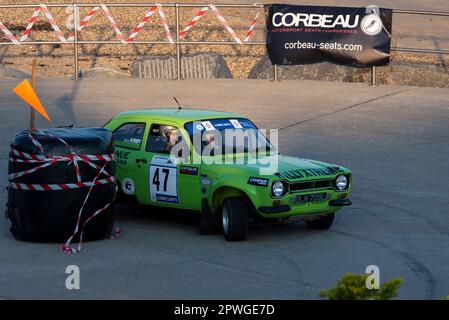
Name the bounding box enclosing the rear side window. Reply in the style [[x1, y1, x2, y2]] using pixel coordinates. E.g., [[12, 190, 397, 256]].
[[112, 122, 146, 149]]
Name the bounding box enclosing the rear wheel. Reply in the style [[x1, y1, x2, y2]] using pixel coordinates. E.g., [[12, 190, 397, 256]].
[[222, 197, 249, 241], [306, 213, 335, 230]]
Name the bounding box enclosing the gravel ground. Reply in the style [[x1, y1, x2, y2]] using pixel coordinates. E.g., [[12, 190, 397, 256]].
[[0, 0, 448, 78]]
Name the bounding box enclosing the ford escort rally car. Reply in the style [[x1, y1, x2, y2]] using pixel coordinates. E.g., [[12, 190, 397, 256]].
[[104, 108, 352, 241]]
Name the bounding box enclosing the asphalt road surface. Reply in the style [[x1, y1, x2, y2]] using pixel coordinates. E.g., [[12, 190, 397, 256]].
[[0, 78, 448, 299]]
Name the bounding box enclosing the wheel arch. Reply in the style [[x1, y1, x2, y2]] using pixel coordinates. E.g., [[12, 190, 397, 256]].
[[211, 186, 255, 213]]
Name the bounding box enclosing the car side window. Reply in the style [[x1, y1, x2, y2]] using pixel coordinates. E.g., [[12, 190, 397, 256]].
[[146, 124, 180, 154], [112, 122, 146, 149]]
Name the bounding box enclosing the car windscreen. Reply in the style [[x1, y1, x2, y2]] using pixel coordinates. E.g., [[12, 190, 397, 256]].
[[184, 118, 273, 155]]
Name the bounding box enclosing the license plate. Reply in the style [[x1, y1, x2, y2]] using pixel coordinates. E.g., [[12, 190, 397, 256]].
[[291, 192, 329, 204]]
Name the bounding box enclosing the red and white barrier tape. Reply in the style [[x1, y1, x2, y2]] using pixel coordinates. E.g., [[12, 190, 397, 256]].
[[28, 130, 45, 153], [9, 177, 116, 191], [60, 163, 118, 254], [127, 5, 158, 42], [0, 20, 19, 44], [19, 6, 41, 42], [101, 4, 128, 44], [179, 6, 209, 40], [67, 6, 100, 42], [209, 4, 242, 44], [243, 12, 260, 43], [27, 129, 102, 183], [8, 130, 118, 253], [8, 158, 58, 180], [2, 4, 172, 44], [179, 5, 260, 43], [1, 3, 260, 45], [19, 5, 67, 43], [40, 4, 68, 43], [109, 226, 122, 240], [10, 148, 114, 163], [101, 4, 174, 44], [156, 3, 174, 44], [9, 151, 114, 179]]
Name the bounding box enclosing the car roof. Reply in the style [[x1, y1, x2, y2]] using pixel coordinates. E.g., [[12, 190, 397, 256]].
[[114, 108, 244, 124]]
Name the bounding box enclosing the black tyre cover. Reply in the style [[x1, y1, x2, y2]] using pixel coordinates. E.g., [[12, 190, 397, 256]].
[[6, 128, 116, 242]]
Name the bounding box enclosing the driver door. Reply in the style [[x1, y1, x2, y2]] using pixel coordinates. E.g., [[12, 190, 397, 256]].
[[134, 122, 201, 210]]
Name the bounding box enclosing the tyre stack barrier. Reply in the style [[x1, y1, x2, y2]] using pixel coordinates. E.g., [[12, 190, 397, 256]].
[[7, 128, 120, 253]]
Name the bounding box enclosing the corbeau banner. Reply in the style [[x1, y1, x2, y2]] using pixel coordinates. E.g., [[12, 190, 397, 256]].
[[266, 4, 393, 66]]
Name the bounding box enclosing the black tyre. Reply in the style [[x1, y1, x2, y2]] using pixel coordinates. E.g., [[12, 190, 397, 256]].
[[306, 213, 335, 230], [222, 197, 249, 241]]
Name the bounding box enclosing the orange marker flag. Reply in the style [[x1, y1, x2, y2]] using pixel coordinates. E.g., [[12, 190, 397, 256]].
[[12, 79, 51, 122]]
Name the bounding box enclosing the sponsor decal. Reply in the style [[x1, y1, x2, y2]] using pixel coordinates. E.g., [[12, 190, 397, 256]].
[[248, 177, 269, 187], [200, 175, 212, 186], [116, 150, 130, 165], [360, 14, 383, 36], [229, 119, 243, 129], [154, 194, 179, 203], [201, 121, 215, 131], [275, 166, 344, 180], [266, 4, 392, 66], [272, 12, 360, 29], [180, 166, 199, 175], [185, 118, 258, 134], [121, 177, 135, 195], [129, 138, 142, 144]]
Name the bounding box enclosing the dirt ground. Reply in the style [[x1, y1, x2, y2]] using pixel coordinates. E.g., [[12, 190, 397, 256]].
[[0, 0, 448, 78]]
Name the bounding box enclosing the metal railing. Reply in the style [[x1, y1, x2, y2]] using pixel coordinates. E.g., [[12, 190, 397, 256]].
[[0, 3, 448, 84], [391, 9, 449, 48]]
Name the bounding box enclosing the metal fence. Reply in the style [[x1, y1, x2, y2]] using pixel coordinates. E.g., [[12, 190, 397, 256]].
[[0, 3, 448, 84]]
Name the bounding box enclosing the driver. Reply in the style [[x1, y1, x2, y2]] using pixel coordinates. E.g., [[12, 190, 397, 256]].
[[161, 126, 179, 152], [204, 132, 216, 148], [202, 130, 222, 156]]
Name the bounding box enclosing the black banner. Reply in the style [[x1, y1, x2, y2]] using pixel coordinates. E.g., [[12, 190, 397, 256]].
[[266, 4, 393, 67], [0, 300, 442, 319]]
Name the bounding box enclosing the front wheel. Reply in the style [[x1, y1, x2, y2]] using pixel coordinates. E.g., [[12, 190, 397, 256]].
[[222, 197, 249, 241], [306, 213, 335, 230]]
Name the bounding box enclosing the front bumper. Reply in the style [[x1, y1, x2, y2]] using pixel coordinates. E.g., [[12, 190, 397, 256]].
[[258, 199, 351, 215], [328, 199, 352, 207], [259, 205, 291, 214], [256, 192, 352, 218]]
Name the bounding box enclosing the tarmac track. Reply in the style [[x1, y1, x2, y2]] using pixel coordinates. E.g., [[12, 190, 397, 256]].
[[0, 78, 448, 299]]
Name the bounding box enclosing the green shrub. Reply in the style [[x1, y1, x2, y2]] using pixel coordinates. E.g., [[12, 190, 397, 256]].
[[320, 272, 403, 300]]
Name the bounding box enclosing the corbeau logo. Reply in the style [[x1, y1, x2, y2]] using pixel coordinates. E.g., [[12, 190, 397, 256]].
[[248, 177, 269, 187], [272, 12, 360, 29], [360, 14, 383, 36]]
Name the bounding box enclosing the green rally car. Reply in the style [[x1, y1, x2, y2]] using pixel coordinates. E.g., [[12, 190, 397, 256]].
[[104, 108, 352, 241]]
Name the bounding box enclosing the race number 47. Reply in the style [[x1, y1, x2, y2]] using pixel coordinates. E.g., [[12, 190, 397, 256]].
[[152, 167, 170, 192], [149, 157, 179, 203]]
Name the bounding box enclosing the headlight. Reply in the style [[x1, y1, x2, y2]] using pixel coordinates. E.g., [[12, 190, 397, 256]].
[[272, 181, 286, 197], [335, 175, 348, 190]]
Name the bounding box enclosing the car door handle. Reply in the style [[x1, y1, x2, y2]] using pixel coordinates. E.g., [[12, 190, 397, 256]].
[[136, 158, 147, 164]]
